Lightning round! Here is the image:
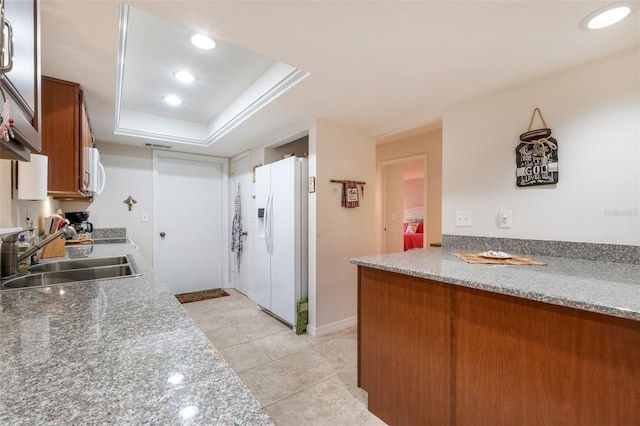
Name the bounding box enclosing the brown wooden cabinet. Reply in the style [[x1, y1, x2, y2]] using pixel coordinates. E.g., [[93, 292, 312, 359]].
[[358, 266, 640, 426], [40, 76, 93, 199], [0, 0, 41, 161], [454, 287, 640, 425], [358, 267, 452, 425]]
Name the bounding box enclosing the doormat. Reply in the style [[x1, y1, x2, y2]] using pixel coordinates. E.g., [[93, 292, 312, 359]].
[[175, 288, 230, 304]]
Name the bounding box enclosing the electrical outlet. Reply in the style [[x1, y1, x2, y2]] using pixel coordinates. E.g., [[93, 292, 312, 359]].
[[141, 212, 149, 222], [498, 209, 512, 228], [455, 210, 472, 227]]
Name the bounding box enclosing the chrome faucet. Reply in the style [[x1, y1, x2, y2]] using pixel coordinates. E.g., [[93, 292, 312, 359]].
[[0, 225, 77, 278]]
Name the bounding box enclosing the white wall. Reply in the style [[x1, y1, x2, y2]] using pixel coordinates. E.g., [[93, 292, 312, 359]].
[[1, 158, 59, 232], [310, 119, 376, 335], [442, 48, 640, 245], [62, 143, 154, 261]]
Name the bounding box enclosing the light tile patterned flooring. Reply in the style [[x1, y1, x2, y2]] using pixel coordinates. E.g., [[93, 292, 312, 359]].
[[182, 289, 386, 426]]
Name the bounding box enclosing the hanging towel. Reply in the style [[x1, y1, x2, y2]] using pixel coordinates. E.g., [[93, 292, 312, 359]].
[[231, 183, 243, 271], [341, 180, 359, 208]]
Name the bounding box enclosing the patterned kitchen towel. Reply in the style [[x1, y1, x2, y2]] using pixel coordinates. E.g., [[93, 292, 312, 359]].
[[341, 180, 359, 208]]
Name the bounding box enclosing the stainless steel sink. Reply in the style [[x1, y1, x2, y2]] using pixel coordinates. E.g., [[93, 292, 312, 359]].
[[28, 255, 130, 272], [1, 255, 140, 290]]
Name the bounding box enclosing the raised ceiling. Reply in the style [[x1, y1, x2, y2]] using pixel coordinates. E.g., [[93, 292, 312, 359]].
[[41, 1, 640, 158], [115, 5, 308, 147]]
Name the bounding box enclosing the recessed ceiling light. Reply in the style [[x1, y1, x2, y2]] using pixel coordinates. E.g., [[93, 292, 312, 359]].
[[191, 34, 216, 50], [580, 1, 636, 30], [174, 71, 195, 83], [164, 95, 182, 105]]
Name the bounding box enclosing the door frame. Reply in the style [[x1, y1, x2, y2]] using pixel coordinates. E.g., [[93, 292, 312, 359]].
[[378, 154, 427, 252], [152, 150, 230, 288], [229, 150, 253, 298]]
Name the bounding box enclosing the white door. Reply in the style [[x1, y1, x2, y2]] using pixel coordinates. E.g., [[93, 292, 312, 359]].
[[230, 152, 252, 298], [153, 151, 228, 294]]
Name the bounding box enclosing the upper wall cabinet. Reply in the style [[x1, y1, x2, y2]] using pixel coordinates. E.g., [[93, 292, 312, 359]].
[[40, 76, 93, 200], [0, 0, 41, 161]]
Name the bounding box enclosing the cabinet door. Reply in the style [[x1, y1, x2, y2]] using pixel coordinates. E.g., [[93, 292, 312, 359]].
[[358, 267, 452, 426], [454, 287, 640, 425], [40, 76, 81, 198], [0, 0, 41, 159]]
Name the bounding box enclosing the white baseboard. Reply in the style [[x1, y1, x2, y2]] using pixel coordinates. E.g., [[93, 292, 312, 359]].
[[307, 315, 357, 337]]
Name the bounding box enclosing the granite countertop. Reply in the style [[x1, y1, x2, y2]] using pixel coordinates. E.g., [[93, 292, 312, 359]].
[[0, 243, 272, 425], [351, 248, 640, 322]]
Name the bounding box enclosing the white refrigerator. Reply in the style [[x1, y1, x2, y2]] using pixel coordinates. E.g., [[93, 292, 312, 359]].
[[255, 156, 308, 327]]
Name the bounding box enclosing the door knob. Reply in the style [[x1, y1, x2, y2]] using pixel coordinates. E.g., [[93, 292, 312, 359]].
[[160, 232, 166, 237]]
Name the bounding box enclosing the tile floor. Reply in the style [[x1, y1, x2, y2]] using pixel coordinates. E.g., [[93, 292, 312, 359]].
[[182, 289, 386, 426]]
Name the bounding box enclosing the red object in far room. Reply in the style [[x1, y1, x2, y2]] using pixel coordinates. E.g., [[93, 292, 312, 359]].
[[403, 222, 424, 251]]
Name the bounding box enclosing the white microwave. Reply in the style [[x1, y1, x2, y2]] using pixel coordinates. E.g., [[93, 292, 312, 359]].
[[84, 147, 106, 196]]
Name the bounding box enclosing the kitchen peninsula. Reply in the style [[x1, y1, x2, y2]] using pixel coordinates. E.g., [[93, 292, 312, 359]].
[[0, 243, 271, 425], [352, 248, 640, 426]]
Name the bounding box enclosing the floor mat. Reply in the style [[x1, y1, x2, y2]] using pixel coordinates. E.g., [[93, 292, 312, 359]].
[[175, 288, 230, 304]]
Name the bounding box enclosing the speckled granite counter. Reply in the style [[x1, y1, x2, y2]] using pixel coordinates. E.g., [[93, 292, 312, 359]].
[[0, 243, 272, 425], [351, 248, 640, 322]]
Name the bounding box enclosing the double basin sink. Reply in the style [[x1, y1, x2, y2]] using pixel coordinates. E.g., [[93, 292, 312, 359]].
[[1, 255, 140, 290]]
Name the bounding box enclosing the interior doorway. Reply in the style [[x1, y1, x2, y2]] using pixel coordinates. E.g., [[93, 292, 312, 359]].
[[380, 155, 427, 253]]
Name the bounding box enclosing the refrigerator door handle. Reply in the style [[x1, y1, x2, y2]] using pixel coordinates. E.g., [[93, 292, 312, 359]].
[[265, 193, 273, 254]]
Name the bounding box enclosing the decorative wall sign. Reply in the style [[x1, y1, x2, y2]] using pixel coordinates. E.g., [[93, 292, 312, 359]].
[[516, 108, 558, 187]]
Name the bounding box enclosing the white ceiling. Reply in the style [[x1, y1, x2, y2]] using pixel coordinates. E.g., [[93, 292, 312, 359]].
[[41, 1, 640, 158], [120, 6, 278, 124]]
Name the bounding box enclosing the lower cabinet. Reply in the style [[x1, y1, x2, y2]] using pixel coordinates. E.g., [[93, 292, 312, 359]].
[[357, 267, 640, 426], [358, 267, 451, 425]]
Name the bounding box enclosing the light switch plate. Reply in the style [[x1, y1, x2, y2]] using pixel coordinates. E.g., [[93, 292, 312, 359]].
[[455, 210, 472, 227]]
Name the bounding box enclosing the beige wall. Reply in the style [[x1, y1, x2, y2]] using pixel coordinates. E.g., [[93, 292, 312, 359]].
[[309, 119, 376, 335], [382, 163, 405, 253], [442, 48, 640, 245], [377, 129, 443, 247]]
